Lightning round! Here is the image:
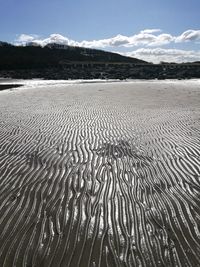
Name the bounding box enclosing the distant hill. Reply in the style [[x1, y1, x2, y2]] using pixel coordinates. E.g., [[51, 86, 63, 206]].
[[0, 41, 12, 47], [0, 42, 147, 70], [0, 41, 199, 80]]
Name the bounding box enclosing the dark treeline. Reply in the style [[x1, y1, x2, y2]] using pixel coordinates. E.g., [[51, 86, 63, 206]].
[[0, 42, 146, 70]]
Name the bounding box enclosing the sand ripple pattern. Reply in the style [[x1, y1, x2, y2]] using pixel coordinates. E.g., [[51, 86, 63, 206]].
[[0, 81, 200, 267]]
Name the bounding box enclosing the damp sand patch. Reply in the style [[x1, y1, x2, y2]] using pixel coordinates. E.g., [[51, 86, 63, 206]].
[[0, 84, 23, 91]]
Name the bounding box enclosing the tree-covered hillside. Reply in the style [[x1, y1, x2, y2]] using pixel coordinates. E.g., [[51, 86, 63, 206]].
[[0, 42, 146, 70]]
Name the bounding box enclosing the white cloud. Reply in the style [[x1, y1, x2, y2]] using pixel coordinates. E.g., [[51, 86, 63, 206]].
[[17, 34, 79, 47], [124, 48, 200, 63], [16, 34, 39, 44], [16, 30, 173, 48], [148, 34, 175, 46], [175, 30, 200, 43], [16, 29, 200, 49], [40, 34, 77, 46], [15, 30, 200, 63], [128, 32, 157, 46], [140, 29, 162, 34]]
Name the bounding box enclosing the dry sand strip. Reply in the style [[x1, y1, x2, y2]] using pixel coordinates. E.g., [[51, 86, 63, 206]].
[[0, 80, 200, 267]]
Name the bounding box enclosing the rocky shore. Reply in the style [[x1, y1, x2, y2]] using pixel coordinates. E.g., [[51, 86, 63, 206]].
[[1, 62, 200, 80]]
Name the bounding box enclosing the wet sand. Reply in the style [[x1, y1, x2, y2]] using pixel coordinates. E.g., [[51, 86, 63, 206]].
[[0, 80, 200, 267], [0, 84, 23, 91]]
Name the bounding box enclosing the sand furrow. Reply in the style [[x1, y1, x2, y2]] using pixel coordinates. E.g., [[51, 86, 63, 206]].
[[0, 81, 200, 266]]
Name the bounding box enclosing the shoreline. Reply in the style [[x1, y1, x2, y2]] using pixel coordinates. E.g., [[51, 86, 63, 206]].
[[0, 77, 200, 92]]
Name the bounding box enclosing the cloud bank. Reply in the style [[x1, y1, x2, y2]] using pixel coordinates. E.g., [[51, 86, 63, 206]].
[[15, 29, 200, 63], [124, 48, 200, 64], [16, 29, 200, 48], [175, 30, 200, 43]]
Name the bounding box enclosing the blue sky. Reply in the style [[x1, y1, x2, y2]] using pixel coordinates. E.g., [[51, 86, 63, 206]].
[[1, 0, 200, 62]]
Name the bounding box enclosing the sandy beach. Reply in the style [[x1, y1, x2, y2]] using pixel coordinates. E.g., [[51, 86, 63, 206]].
[[0, 80, 200, 267]]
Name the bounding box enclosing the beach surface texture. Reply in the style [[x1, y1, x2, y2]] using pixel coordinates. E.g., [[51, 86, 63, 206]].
[[0, 80, 200, 267]]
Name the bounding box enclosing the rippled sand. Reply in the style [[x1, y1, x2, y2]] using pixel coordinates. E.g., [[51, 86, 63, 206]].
[[0, 80, 200, 267]]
